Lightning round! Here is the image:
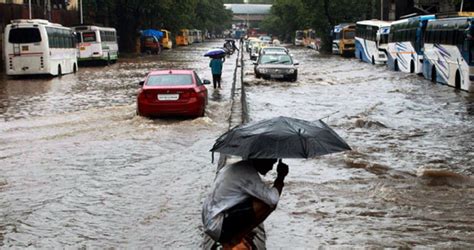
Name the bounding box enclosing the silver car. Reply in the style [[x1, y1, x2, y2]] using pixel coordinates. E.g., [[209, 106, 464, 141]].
[[254, 53, 299, 82]]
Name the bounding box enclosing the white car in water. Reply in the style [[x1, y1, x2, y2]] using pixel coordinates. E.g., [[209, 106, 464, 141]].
[[254, 52, 299, 82]]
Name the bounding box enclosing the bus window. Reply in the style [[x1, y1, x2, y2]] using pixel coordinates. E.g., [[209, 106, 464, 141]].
[[8, 28, 41, 43], [344, 31, 355, 39], [83, 32, 96, 42]]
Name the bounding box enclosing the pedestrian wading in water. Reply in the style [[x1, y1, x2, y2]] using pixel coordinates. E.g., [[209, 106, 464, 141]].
[[209, 57, 225, 89], [202, 159, 288, 248]]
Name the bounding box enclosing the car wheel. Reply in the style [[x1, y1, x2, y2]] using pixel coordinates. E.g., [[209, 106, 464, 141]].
[[255, 73, 261, 79], [291, 74, 298, 82]]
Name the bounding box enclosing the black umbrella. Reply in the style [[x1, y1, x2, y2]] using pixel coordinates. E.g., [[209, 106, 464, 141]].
[[210, 116, 351, 160]]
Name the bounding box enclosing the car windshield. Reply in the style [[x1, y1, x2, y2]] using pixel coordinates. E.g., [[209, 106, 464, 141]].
[[8, 28, 41, 43], [147, 74, 193, 86], [296, 32, 304, 39], [144, 36, 156, 42], [260, 54, 293, 65], [82, 32, 96, 42]]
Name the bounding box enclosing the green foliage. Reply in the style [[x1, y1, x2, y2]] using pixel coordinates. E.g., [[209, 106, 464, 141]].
[[83, 0, 232, 52], [262, 0, 377, 50]]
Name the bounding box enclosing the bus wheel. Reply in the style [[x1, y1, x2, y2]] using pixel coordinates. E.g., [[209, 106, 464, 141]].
[[394, 60, 399, 71], [58, 65, 62, 76], [371, 56, 375, 65], [73, 63, 77, 74], [455, 71, 461, 90], [410, 61, 415, 74], [431, 66, 437, 83]]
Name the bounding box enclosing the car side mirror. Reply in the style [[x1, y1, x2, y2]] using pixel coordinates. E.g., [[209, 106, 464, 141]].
[[139, 80, 145, 86], [253, 62, 258, 65], [294, 62, 300, 66], [203, 80, 211, 85]]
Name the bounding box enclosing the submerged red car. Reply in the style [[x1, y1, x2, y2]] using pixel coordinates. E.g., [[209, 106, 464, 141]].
[[136, 70, 211, 117]]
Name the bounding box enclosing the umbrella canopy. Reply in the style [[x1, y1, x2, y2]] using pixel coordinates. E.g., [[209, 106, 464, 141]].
[[204, 48, 226, 57], [210, 116, 351, 159]]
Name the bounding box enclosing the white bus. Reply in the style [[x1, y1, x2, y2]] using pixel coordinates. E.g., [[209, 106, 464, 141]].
[[295, 30, 304, 46], [355, 20, 391, 64], [191, 29, 203, 43], [72, 25, 118, 63], [4, 19, 77, 76], [387, 15, 436, 74], [331, 24, 345, 54], [422, 16, 474, 92]]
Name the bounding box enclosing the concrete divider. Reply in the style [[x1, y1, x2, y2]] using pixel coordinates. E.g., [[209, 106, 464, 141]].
[[202, 43, 267, 249]]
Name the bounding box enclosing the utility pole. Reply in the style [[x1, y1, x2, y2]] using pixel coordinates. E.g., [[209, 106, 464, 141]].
[[460, 0, 464, 12], [29, 0, 32, 19], [380, 0, 383, 20]]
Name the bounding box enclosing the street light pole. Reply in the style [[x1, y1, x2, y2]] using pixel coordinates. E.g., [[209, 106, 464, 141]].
[[80, 0, 84, 24], [460, 0, 464, 12]]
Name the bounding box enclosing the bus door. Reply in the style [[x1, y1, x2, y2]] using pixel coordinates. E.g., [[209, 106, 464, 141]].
[[468, 22, 474, 64]]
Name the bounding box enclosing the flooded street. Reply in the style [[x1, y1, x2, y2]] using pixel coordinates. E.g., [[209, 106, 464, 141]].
[[243, 46, 474, 247], [0, 40, 236, 247], [1, 40, 473, 248]]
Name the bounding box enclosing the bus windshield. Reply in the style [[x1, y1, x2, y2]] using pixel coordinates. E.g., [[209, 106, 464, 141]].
[[344, 30, 355, 39], [9, 28, 41, 43], [82, 32, 96, 42]]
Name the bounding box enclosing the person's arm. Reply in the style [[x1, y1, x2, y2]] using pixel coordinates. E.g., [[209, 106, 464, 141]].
[[273, 159, 288, 195]]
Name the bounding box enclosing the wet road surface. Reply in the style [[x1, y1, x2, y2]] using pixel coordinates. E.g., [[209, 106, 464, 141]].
[[0, 40, 473, 248], [243, 46, 474, 248], [0, 40, 237, 248]]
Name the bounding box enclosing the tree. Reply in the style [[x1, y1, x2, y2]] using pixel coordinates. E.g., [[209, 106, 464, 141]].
[[82, 0, 232, 52], [262, 0, 376, 50]]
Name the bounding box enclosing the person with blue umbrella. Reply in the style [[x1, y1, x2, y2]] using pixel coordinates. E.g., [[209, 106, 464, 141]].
[[209, 55, 225, 89]]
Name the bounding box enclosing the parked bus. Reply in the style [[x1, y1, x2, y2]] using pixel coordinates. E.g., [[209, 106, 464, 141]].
[[161, 29, 173, 49], [176, 29, 189, 46], [73, 25, 118, 63], [4, 19, 77, 76], [387, 15, 436, 74], [303, 29, 317, 49], [190, 29, 203, 43], [331, 24, 344, 54], [332, 23, 356, 56], [295, 30, 304, 46], [422, 16, 474, 92], [355, 20, 392, 64]]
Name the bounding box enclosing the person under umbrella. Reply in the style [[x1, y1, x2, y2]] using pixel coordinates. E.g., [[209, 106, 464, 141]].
[[203, 116, 352, 247], [202, 159, 288, 247], [209, 56, 225, 89]]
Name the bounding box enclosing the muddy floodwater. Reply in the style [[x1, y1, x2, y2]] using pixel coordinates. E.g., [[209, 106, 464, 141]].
[[1, 40, 473, 248]]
